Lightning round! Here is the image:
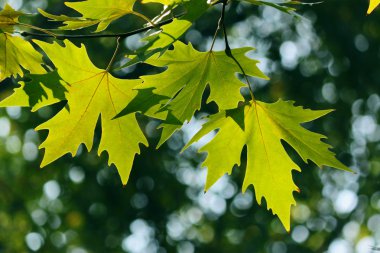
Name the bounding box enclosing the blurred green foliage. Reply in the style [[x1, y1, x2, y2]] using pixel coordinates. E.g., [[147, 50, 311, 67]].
[[0, 0, 379, 252]]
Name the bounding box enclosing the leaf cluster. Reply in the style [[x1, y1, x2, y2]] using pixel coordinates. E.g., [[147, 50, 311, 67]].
[[0, 0, 357, 231]]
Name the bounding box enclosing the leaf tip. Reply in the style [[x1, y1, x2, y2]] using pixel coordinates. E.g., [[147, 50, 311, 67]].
[[180, 142, 192, 154], [39, 158, 50, 168], [156, 141, 164, 149]]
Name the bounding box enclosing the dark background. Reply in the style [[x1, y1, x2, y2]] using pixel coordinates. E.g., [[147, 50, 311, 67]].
[[0, 0, 379, 252]]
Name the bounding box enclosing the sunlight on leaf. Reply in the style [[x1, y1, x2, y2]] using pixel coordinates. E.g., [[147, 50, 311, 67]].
[[122, 41, 268, 146], [34, 40, 148, 184], [39, 0, 152, 32], [142, 0, 185, 5], [0, 71, 68, 112], [0, 4, 23, 32], [120, 0, 210, 68], [183, 100, 351, 231], [0, 34, 45, 82], [368, 0, 380, 14]]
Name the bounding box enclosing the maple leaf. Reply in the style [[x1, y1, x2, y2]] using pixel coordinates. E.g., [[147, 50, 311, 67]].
[[368, 0, 380, 14], [0, 3, 45, 82], [141, 0, 209, 51], [242, 0, 298, 15], [116, 88, 170, 120], [141, 0, 183, 6], [39, 0, 152, 32], [120, 0, 210, 68], [122, 42, 267, 146], [0, 33, 46, 82], [183, 100, 350, 231], [33, 40, 148, 184], [0, 4, 23, 33], [142, 0, 184, 6], [0, 71, 68, 112]]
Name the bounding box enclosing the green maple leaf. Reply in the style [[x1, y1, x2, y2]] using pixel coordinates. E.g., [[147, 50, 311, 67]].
[[241, 0, 299, 15], [120, 0, 210, 68], [183, 100, 350, 231], [0, 4, 23, 33], [116, 88, 170, 120], [0, 71, 68, 112], [39, 0, 152, 32], [0, 34, 46, 82], [34, 39, 148, 184], [141, 0, 209, 51], [124, 41, 267, 146]]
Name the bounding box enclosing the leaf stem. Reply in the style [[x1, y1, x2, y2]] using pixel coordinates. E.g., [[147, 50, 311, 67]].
[[220, 1, 256, 102], [209, 1, 226, 51], [132, 11, 157, 29], [18, 23, 58, 37], [106, 37, 121, 71]]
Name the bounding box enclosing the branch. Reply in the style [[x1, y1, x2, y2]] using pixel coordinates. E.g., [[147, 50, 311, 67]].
[[19, 14, 182, 40]]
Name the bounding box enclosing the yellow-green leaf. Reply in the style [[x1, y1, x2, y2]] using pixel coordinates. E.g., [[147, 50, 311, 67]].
[[136, 42, 267, 146], [0, 4, 23, 32], [34, 40, 148, 184], [0, 71, 68, 112], [120, 0, 210, 68], [142, 0, 184, 6], [141, 0, 209, 51], [39, 0, 151, 32], [184, 100, 350, 231], [0, 34, 46, 82], [368, 0, 380, 14]]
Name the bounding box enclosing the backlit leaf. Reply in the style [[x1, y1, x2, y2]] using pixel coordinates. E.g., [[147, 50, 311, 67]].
[[142, 0, 184, 6], [34, 40, 148, 184], [132, 42, 267, 146], [184, 100, 350, 231], [0, 4, 23, 32], [120, 0, 210, 68], [368, 0, 380, 14], [0, 71, 68, 112], [39, 0, 151, 32], [0, 34, 46, 82]]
